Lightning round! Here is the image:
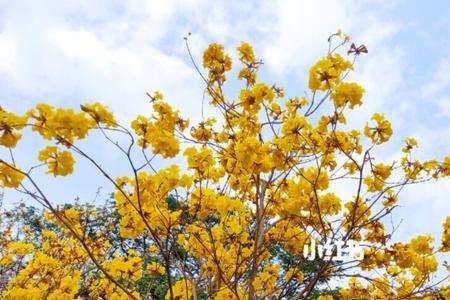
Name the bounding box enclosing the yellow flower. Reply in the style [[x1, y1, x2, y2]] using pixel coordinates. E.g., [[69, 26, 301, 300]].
[[318, 193, 342, 215], [236, 41, 259, 85], [190, 118, 215, 142], [330, 82, 365, 109], [38, 146, 75, 176], [131, 99, 181, 158], [409, 235, 434, 255], [166, 279, 193, 300], [382, 189, 398, 207], [237, 41, 256, 64], [402, 137, 418, 153], [318, 296, 334, 300], [148, 244, 158, 253], [184, 146, 215, 174], [28, 103, 93, 144], [284, 268, 304, 282], [440, 156, 450, 177], [364, 163, 392, 192], [81, 102, 117, 128], [0, 253, 13, 265], [309, 53, 353, 91], [364, 113, 393, 144], [239, 82, 275, 112], [203, 43, 232, 85], [441, 217, 450, 252], [0, 107, 28, 148], [147, 261, 166, 276], [0, 162, 25, 188], [8, 241, 34, 256]]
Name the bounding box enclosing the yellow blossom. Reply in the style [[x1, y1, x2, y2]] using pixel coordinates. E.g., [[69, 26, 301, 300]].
[[38, 146, 75, 176]]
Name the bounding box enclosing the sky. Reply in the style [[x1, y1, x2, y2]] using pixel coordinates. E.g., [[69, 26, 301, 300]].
[[1, 0, 450, 270]]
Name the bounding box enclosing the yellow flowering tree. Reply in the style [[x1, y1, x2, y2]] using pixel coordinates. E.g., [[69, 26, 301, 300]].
[[1, 31, 450, 299]]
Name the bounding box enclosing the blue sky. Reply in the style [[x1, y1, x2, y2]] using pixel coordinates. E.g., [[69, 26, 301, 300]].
[[1, 0, 450, 266]]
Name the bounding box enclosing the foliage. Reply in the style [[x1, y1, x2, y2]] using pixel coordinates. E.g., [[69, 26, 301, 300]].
[[1, 31, 450, 299]]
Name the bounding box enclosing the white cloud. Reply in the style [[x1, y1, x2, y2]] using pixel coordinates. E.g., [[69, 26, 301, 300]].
[[47, 29, 132, 68], [264, 0, 352, 74], [421, 57, 450, 116], [0, 34, 16, 74]]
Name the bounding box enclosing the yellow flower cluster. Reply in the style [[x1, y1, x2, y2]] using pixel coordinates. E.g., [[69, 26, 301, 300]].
[[115, 165, 190, 239], [2, 229, 91, 300], [441, 217, 450, 252], [330, 82, 365, 109], [104, 251, 143, 281], [0, 163, 25, 188], [237, 41, 258, 86], [317, 295, 334, 300], [309, 53, 353, 91], [0, 107, 28, 147], [1, 32, 449, 299], [363, 163, 392, 192], [203, 43, 232, 86], [28, 104, 91, 144], [38, 146, 75, 176], [81, 102, 117, 128], [364, 113, 393, 144], [184, 146, 223, 181], [146, 261, 165, 276], [131, 93, 187, 158], [166, 279, 193, 300], [239, 82, 275, 113], [252, 264, 281, 297]]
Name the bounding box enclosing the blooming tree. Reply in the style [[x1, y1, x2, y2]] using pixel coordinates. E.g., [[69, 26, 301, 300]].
[[0, 31, 449, 299]]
